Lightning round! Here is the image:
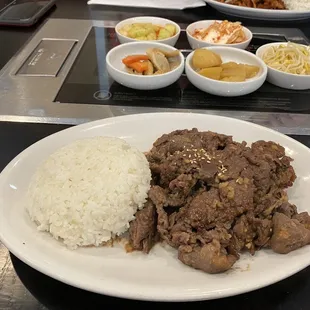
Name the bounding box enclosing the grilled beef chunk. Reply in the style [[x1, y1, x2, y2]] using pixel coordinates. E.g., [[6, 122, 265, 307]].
[[129, 129, 307, 274], [270, 212, 310, 254], [129, 200, 157, 253], [178, 240, 238, 274]]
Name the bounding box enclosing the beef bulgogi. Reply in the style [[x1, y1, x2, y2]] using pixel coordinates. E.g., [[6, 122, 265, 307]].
[[129, 129, 310, 273]]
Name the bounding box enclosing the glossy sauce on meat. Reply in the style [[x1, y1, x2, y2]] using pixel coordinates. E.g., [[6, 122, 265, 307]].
[[129, 129, 310, 274]]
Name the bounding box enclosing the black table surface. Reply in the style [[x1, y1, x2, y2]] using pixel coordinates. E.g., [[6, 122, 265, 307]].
[[1, 1, 310, 309]]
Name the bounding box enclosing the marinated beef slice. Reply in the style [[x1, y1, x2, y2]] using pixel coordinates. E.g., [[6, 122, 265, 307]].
[[129, 128, 309, 274], [129, 200, 157, 253]]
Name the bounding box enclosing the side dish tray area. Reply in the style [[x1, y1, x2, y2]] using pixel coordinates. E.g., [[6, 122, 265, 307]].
[[0, 18, 309, 129], [56, 27, 310, 114]]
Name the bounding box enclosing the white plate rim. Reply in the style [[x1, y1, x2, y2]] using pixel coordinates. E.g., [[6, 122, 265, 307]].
[[1, 112, 310, 302]]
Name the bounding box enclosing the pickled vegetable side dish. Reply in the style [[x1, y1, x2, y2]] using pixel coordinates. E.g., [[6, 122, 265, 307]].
[[118, 23, 177, 41], [122, 48, 181, 75]]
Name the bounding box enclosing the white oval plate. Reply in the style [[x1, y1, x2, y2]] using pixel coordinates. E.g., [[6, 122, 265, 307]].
[[204, 0, 310, 21], [1, 113, 310, 302]]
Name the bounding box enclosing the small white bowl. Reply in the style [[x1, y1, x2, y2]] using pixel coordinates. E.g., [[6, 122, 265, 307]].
[[186, 20, 252, 50], [115, 16, 181, 47], [106, 41, 185, 90], [256, 42, 310, 90], [185, 46, 267, 97]]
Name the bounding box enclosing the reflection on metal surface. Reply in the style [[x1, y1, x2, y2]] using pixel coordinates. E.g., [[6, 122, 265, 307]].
[[0, 18, 310, 135], [16, 39, 77, 77]]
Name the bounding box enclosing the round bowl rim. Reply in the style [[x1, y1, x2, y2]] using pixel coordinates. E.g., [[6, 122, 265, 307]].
[[185, 20, 253, 47], [256, 42, 310, 78], [185, 46, 267, 85], [115, 16, 181, 44], [106, 41, 185, 79]]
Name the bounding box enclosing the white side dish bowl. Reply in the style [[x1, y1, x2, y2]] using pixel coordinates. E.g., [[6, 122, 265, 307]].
[[256, 43, 310, 90], [185, 46, 267, 97], [186, 20, 252, 50], [106, 41, 185, 90], [115, 16, 180, 46]]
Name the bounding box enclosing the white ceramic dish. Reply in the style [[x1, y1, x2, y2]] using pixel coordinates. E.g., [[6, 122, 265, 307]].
[[204, 0, 310, 21], [106, 41, 184, 90], [185, 46, 267, 97], [115, 16, 180, 46], [186, 20, 252, 50], [1, 113, 310, 301], [256, 43, 310, 90]]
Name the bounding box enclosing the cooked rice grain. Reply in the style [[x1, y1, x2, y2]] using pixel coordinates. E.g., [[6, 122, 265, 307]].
[[26, 136, 151, 249]]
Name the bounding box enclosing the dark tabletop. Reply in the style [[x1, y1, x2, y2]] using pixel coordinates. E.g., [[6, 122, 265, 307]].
[[1, 1, 310, 309]]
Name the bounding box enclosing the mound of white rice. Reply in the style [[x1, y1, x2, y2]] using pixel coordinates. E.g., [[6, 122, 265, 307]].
[[283, 0, 310, 11], [26, 136, 151, 249]]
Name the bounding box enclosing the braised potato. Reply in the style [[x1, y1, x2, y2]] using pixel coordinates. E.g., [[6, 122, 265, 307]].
[[192, 49, 260, 82], [220, 65, 247, 81], [221, 63, 259, 79], [199, 67, 223, 80], [244, 64, 260, 78], [221, 62, 239, 69], [221, 76, 247, 82], [192, 49, 222, 69]]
